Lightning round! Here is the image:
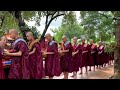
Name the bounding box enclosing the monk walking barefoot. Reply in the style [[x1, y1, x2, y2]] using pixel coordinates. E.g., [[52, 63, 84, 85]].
[[60, 36, 73, 79]]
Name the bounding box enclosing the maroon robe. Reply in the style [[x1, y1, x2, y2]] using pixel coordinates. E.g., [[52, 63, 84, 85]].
[[40, 38, 48, 51], [81, 43, 89, 67], [0, 47, 5, 79], [109, 52, 114, 61], [45, 40, 61, 77], [104, 52, 109, 64], [8, 38, 30, 79], [88, 44, 97, 66], [71, 44, 81, 72], [97, 45, 104, 65], [29, 42, 44, 79], [60, 41, 73, 72]]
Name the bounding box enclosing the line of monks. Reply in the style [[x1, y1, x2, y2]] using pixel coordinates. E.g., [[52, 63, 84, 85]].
[[0, 29, 114, 79]]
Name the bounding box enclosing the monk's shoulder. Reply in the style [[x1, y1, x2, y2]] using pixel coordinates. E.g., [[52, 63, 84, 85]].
[[34, 42, 40, 47], [78, 44, 81, 47], [17, 41, 26, 46]]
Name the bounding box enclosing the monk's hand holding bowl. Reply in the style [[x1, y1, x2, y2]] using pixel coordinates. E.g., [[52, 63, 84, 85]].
[[59, 50, 64, 57], [3, 50, 10, 56], [72, 52, 75, 57], [91, 51, 95, 54], [98, 52, 101, 55]]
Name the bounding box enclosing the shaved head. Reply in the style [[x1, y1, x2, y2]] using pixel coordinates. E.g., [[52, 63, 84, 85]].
[[26, 32, 34, 41], [62, 35, 66, 39], [81, 37, 86, 44], [62, 35, 67, 43], [9, 29, 19, 39], [45, 33, 52, 41], [73, 37, 78, 40], [9, 29, 18, 35], [73, 37, 78, 44], [26, 32, 33, 36], [45, 33, 51, 37], [89, 39, 94, 44]]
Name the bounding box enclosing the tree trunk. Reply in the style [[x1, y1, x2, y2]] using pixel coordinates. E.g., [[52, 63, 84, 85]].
[[114, 19, 120, 79], [40, 25, 49, 42], [9, 11, 30, 41]]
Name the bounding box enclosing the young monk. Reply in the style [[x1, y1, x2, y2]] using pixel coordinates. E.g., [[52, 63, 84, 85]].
[[71, 37, 81, 79], [88, 39, 97, 71], [97, 41, 104, 69], [80, 38, 89, 74], [60, 35, 73, 79], [4, 29, 30, 79], [43, 33, 61, 79], [0, 36, 7, 79], [26, 32, 44, 79]]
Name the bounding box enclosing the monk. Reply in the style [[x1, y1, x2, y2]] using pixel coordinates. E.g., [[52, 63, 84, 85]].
[[71, 37, 81, 79], [26, 32, 44, 79], [88, 39, 97, 71], [80, 38, 89, 74], [43, 33, 61, 79], [104, 43, 109, 67], [60, 36, 73, 79], [4, 29, 30, 79], [0, 36, 7, 79], [97, 41, 104, 69]]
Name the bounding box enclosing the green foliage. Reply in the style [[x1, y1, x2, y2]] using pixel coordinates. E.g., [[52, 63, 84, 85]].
[[53, 11, 84, 43], [0, 11, 19, 37], [80, 11, 114, 42]]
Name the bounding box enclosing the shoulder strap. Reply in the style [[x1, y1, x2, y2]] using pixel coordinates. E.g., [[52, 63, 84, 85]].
[[13, 38, 27, 46]]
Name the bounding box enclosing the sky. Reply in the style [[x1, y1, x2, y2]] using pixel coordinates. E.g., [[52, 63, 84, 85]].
[[26, 11, 81, 36]]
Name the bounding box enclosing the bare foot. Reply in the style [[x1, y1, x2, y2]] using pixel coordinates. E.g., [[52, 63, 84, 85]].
[[70, 75, 74, 77], [89, 69, 91, 71], [79, 72, 83, 75]]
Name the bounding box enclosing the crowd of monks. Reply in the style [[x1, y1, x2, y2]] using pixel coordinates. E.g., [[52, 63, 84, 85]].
[[0, 29, 114, 79]]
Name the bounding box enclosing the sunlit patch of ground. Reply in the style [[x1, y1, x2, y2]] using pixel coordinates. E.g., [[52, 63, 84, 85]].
[[43, 62, 114, 79]]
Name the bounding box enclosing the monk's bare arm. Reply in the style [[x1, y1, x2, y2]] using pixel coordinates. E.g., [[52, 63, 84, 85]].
[[6, 51, 22, 56], [45, 52, 54, 54], [62, 49, 69, 53], [82, 50, 88, 53], [29, 48, 36, 55], [74, 50, 79, 54]]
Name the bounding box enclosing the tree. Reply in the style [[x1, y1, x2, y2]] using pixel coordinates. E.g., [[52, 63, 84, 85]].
[[80, 11, 120, 79], [112, 11, 120, 79], [53, 11, 84, 42], [8, 11, 66, 41], [80, 11, 114, 42], [39, 11, 66, 42]]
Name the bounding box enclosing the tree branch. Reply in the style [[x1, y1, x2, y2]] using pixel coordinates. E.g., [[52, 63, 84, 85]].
[[40, 12, 65, 42], [0, 16, 5, 27], [47, 13, 65, 27]]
